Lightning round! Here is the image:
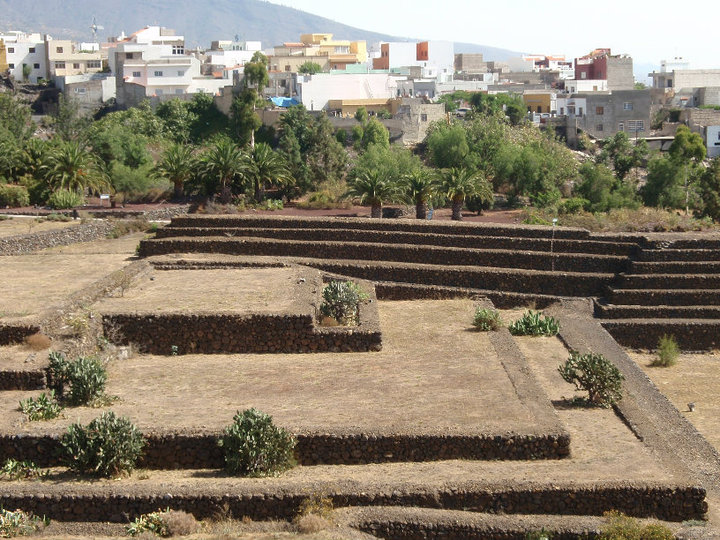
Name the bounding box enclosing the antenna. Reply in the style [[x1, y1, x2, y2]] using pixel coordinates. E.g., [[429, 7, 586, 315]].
[[90, 16, 104, 41]]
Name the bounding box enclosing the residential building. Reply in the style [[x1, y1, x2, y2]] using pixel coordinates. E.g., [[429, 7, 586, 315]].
[[507, 54, 574, 79], [574, 48, 634, 91], [0, 40, 8, 72], [295, 72, 405, 111], [560, 89, 651, 139], [205, 39, 261, 72], [523, 90, 557, 114], [650, 58, 720, 91], [110, 26, 231, 106], [268, 33, 366, 73], [454, 53, 486, 74], [679, 108, 720, 158], [55, 72, 116, 111], [0, 31, 47, 83], [372, 41, 454, 82], [46, 38, 103, 78]]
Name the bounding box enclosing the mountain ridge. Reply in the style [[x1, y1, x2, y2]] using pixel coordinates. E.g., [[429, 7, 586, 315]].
[[0, 0, 521, 60]]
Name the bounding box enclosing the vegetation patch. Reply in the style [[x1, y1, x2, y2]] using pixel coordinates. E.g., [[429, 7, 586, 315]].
[[126, 509, 199, 537], [319, 280, 368, 326], [509, 311, 560, 337], [598, 511, 674, 540], [559, 352, 624, 408], [218, 408, 296, 477], [46, 352, 108, 406], [0, 459, 46, 481], [0, 508, 47, 537], [652, 335, 679, 367], [472, 307, 503, 331], [18, 391, 62, 421]]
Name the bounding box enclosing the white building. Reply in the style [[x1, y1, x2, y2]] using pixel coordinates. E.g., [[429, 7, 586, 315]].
[[0, 31, 47, 83], [206, 40, 262, 69], [564, 79, 609, 93], [706, 125, 720, 159], [556, 96, 588, 117], [372, 40, 454, 82], [110, 26, 232, 104], [296, 72, 405, 111]]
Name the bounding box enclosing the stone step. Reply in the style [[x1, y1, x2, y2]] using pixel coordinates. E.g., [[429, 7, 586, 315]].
[[617, 273, 720, 290], [155, 226, 639, 256], [0, 468, 705, 523], [167, 215, 595, 240], [601, 319, 720, 350], [138, 236, 627, 274], [595, 302, 720, 320], [607, 288, 720, 306], [636, 249, 720, 262], [630, 260, 720, 274]]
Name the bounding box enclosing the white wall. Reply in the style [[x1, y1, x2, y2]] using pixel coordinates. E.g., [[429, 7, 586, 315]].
[[564, 79, 608, 93], [707, 125, 720, 158], [1, 33, 47, 82], [297, 73, 404, 110]]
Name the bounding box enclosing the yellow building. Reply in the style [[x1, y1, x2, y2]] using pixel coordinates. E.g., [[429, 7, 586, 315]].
[[269, 33, 366, 73], [327, 98, 400, 117], [47, 40, 103, 78], [0, 40, 7, 73], [522, 92, 553, 114]]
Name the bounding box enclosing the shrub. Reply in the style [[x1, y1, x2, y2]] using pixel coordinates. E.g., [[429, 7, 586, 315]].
[[0, 184, 30, 207], [46, 351, 69, 398], [558, 352, 624, 407], [60, 411, 145, 477], [558, 197, 588, 215], [107, 218, 151, 239], [43, 213, 71, 222], [509, 311, 560, 336], [19, 391, 63, 421], [296, 514, 331, 534], [218, 408, 296, 477], [472, 307, 503, 331], [0, 458, 45, 481], [319, 281, 368, 325], [652, 334, 679, 367], [23, 333, 51, 351], [65, 356, 107, 406], [598, 511, 674, 540], [258, 198, 283, 210], [126, 509, 169, 537], [0, 508, 47, 537], [525, 529, 553, 540], [47, 189, 84, 209]]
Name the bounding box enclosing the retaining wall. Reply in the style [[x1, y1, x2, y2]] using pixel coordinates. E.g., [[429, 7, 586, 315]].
[[0, 221, 113, 256], [0, 370, 46, 391], [0, 324, 40, 346], [139, 237, 627, 274], [602, 320, 720, 351], [0, 483, 705, 523]]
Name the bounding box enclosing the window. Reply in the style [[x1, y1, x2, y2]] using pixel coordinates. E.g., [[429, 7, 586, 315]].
[[578, 107, 583, 117], [73, 63, 80, 69], [88, 60, 101, 69], [8, 63, 14, 69], [74, 87, 86, 94], [596, 124, 603, 132], [56, 47, 63, 53], [177, 70, 184, 76], [175, 89, 183, 95], [156, 89, 164, 95], [560, 107, 565, 115], [623, 102, 633, 110], [132, 71, 141, 77], [7, 47, 14, 53], [421, 113, 428, 122], [618, 122, 625, 132], [568, 106, 575, 115], [154, 71, 163, 77], [29, 47, 35, 53], [33, 63, 39, 69], [126, 52, 134, 60], [628, 120, 644, 132], [285, 65, 291, 71], [172, 45, 184, 55], [55, 62, 65, 69], [596, 106, 604, 115], [667, 80, 672, 88], [580, 71, 587, 79], [536, 106, 542, 113]]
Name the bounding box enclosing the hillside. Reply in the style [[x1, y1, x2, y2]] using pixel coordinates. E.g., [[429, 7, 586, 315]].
[[0, 0, 520, 59]]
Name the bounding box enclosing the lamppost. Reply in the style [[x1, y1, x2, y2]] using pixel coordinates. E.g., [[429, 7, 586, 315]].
[[551, 218, 558, 271]]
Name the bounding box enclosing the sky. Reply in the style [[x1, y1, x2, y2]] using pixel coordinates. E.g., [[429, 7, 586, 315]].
[[266, 0, 719, 70]]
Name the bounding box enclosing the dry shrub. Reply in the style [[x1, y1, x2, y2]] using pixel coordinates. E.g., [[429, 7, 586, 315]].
[[163, 510, 199, 536], [295, 513, 331, 534], [24, 333, 51, 351]]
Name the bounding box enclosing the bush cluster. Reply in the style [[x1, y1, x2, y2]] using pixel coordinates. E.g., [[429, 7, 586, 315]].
[[472, 307, 503, 331], [509, 311, 559, 336], [46, 352, 107, 406], [60, 411, 145, 477], [0, 184, 30, 207], [125, 509, 199, 537], [558, 352, 624, 407], [652, 334, 679, 367], [19, 391, 62, 421], [218, 408, 296, 477], [0, 458, 45, 481], [598, 511, 674, 540], [319, 280, 368, 325], [47, 189, 84, 209], [0, 508, 47, 537]]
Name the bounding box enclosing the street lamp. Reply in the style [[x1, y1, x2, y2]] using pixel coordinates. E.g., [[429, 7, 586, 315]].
[[551, 218, 558, 271]]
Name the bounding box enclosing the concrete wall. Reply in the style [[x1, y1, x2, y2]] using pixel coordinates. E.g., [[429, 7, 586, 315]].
[[578, 90, 651, 138], [296, 72, 403, 110], [395, 100, 445, 145]]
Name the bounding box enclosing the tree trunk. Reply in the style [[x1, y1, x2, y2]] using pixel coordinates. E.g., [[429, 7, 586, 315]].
[[415, 200, 427, 220], [219, 182, 232, 204], [451, 198, 463, 221], [173, 180, 183, 201], [371, 203, 382, 218], [254, 180, 264, 203]]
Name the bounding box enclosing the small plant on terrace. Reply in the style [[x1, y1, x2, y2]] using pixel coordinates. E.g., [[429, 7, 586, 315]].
[[598, 511, 673, 540], [126, 509, 198, 537], [19, 391, 63, 421], [509, 310, 559, 337], [558, 352, 624, 408], [472, 307, 503, 331], [652, 334, 679, 367], [60, 411, 145, 477], [525, 529, 553, 540], [0, 458, 46, 481], [218, 408, 296, 477], [0, 508, 48, 537], [319, 280, 368, 325]]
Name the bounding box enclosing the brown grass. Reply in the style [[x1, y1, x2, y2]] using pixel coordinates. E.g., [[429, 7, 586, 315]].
[[295, 514, 332, 534], [0, 218, 81, 238], [23, 333, 51, 351], [163, 510, 200, 536]]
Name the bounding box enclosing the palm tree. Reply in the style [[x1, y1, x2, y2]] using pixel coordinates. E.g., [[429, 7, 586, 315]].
[[154, 143, 197, 200], [402, 169, 436, 219], [344, 170, 397, 218], [43, 141, 110, 195], [242, 142, 291, 202], [438, 167, 493, 221], [200, 139, 245, 203]]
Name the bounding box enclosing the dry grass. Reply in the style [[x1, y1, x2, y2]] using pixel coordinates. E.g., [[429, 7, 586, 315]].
[[23, 333, 51, 351], [0, 218, 81, 238]]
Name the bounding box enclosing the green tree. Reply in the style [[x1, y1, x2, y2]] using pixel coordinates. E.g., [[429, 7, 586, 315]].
[[187, 92, 229, 142], [361, 117, 390, 149], [243, 52, 269, 148], [0, 93, 34, 141], [426, 123, 471, 169], [230, 89, 262, 147], [642, 155, 686, 209], [344, 169, 398, 218], [575, 162, 639, 212], [154, 143, 197, 199], [155, 98, 198, 143], [52, 94, 91, 142], [470, 92, 526, 125], [200, 138, 246, 202], [43, 141, 110, 195], [351, 144, 422, 189], [354, 107, 369, 124], [669, 125, 706, 214], [93, 101, 166, 139], [438, 167, 493, 221], [697, 157, 720, 222], [242, 142, 291, 202], [402, 169, 436, 219], [298, 61, 322, 75], [597, 131, 648, 180]]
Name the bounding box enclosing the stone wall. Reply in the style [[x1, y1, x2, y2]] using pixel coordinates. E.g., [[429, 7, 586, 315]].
[[0, 221, 113, 256], [0, 483, 706, 523], [0, 324, 40, 346], [0, 369, 46, 391], [602, 320, 720, 351]]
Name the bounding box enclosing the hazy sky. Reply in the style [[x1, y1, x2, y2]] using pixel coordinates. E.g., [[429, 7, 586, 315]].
[[267, 0, 718, 69]]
